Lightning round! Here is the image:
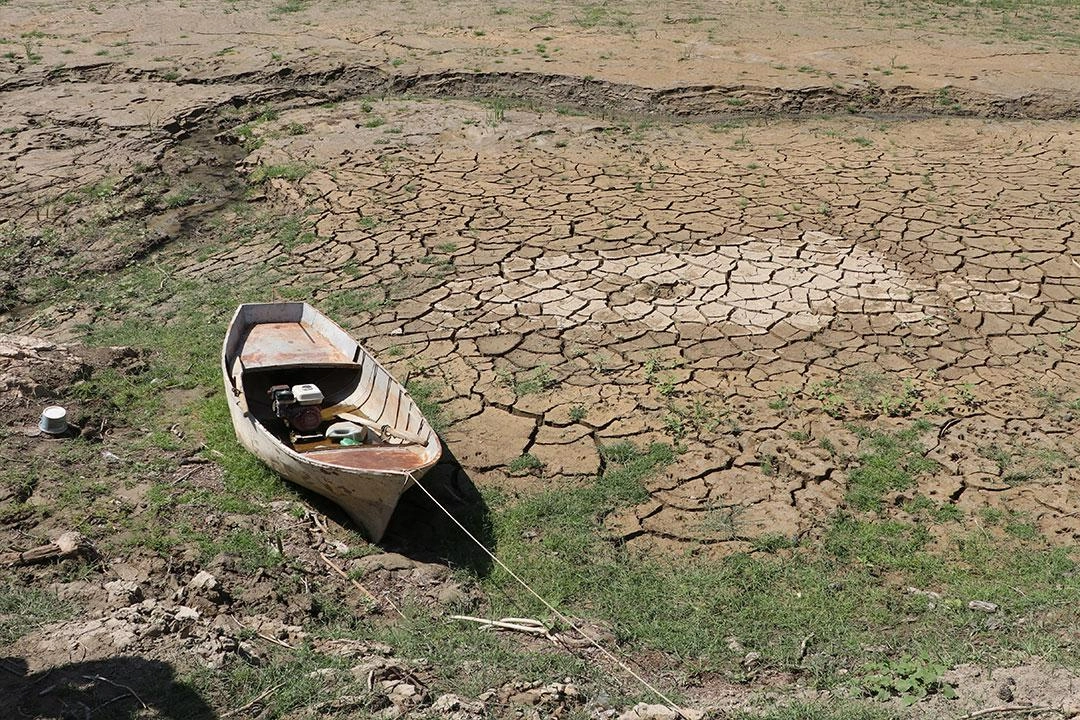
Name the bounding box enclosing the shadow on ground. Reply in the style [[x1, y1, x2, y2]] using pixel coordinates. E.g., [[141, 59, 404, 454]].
[[0, 655, 215, 720], [382, 443, 495, 576]]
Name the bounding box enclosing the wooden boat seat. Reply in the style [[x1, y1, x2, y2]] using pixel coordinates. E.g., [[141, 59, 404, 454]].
[[305, 446, 433, 473], [240, 322, 355, 370]]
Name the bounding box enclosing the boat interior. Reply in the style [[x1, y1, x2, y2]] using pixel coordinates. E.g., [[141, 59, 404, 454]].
[[224, 306, 440, 473], [240, 365, 439, 473]]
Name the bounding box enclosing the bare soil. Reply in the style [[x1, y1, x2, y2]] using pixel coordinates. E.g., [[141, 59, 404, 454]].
[[1, 0, 1079, 717]]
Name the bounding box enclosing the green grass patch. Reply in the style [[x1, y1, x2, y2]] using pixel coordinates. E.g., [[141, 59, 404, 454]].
[[270, 0, 306, 14], [845, 421, 936, 511], [248, 163, 309, 184], [506, 364, 556, 395], [0, 585, 73, 644], [404, 379, 449, 434], [323, 288, 391, 318], [188, 647, 369, 719], [458, 437, 1079, 691], [507, 453, 544, 474]]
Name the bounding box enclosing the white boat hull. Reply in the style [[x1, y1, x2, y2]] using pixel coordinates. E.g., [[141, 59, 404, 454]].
[[221, 303, 442, 541]]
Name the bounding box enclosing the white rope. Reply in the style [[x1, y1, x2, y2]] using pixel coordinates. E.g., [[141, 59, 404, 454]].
[[404, 471, 688, 719]]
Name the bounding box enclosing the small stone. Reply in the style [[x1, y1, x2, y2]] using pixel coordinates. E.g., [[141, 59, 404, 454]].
[[906, 586, 942, 601], [435, 584, 467, 606], [189, 570, 218, 591], [174, 606, 200, 622], [104, 580, 143, 606], [618, 702, 680, 720]]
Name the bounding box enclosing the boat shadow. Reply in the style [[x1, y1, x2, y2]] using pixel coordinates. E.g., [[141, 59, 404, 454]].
[[292, 444, 494, 575], [380, 443, 495, 576], [0, 655, 217, 719]]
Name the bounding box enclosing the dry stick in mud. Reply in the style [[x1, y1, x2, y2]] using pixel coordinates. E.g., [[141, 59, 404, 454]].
[[958, 706, 1067, 720], [404, 471, 691, 720], [0, 531, 94, 567], [82, 674, 149, 710], [319, 550, 406, 619]]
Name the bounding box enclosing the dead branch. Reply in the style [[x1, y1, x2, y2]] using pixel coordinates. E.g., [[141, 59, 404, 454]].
[[958, 705, 1066, 720], [449, 615, 551, 635], [0, 532, 95, 567], [81, 674, 148, 710], [222, 682, 285, 718], [319, 551, 405, 619]]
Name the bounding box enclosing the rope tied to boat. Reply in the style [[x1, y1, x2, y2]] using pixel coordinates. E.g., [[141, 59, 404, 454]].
[[403, 470, 689, 719]]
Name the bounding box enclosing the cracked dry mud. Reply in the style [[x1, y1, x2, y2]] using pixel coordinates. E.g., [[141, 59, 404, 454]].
[[7, 85, 1080, 553], [235, 103, 1080, 554], [2, 0, 1080, 714]]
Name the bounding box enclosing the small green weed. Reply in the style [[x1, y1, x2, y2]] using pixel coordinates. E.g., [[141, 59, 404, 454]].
[[511, 365, 555, 395], [508, 453, 544, 474], [856, 654, 956, 705], [270, 0, 306, 14], [248, 163, 309, 184], [846, 421, 935, 512]]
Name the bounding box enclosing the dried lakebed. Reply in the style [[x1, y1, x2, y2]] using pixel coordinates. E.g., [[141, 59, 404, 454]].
[[1, 5, 1079, 717]]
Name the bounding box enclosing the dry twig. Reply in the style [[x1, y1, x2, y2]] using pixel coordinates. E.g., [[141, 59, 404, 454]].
[[319, 551, 405, 619], [82, 674, 148, 710], [958, 705, 1066, 720], [222, 682, 285, 718], [449, 615, 551, 635]]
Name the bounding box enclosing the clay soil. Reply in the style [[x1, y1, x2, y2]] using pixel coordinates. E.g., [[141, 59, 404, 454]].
[[1, 0, 1079, 718]]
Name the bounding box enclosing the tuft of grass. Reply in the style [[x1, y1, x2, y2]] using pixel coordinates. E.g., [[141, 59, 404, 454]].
[[508, 453, 544, 474], [405, 379, 448, 434], [751, 533, 796, 553], [270, 0, 306, 14], [0, 585, 74, 644], [162, 182, 200, 208], [845, 421, 936, 511], [510, 364, 556, 395], [248, 163, 309, 184]]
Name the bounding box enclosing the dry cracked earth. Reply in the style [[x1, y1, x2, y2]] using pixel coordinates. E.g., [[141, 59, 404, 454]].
[[2, 0, 1080, 717]]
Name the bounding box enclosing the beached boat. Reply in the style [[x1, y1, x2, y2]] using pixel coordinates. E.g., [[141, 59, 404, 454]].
[[222, 302, 442, 541]]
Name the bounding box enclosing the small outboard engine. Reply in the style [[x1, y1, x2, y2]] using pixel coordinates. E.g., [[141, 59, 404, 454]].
[[269, 383, 324, 433]]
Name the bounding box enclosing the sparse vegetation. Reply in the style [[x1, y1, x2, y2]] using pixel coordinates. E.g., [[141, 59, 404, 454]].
[[4, 9, 1080, 718], [508, 453, 544, 474], [507, 364, 556, 395], [248, 163, 310, 184], [846, 421, 936, 511], [0, 585, 73, 644]]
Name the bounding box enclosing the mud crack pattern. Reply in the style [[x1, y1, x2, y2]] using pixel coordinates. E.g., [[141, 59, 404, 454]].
[[10, 95, 1080, 554]]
